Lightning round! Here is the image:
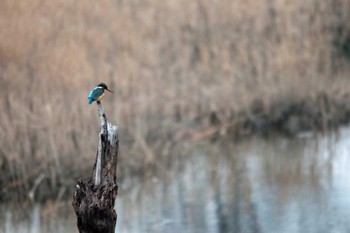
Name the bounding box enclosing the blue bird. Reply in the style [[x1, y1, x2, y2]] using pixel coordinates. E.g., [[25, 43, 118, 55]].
[[88, 83, 113, 104]]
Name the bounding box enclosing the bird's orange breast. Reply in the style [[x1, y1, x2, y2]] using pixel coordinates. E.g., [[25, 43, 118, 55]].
[[96, 92, 106, 101]]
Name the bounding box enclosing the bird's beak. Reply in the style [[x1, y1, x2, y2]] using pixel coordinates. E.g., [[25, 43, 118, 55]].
[[106, 89, 113, 93]]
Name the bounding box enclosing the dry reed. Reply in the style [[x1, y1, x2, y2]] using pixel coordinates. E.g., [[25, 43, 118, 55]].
[[1, 0, 350, 201]]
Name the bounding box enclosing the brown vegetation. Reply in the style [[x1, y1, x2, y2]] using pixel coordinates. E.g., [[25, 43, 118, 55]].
[[1, 0, 350, 201]]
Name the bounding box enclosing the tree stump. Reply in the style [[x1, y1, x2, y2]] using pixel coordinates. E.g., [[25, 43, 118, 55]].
[[72, 102, 119, 233]]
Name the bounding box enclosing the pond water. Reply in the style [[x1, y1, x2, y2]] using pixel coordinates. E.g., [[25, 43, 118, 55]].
[[2, 128, 350, 233]]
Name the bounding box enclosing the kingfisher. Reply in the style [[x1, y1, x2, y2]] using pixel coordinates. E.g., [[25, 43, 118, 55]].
[[88, 83, 113, 104]]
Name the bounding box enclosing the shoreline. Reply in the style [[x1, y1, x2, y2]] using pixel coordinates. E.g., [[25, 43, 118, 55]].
[[1, 92, 350, 203], [178, 92, 350, 141]]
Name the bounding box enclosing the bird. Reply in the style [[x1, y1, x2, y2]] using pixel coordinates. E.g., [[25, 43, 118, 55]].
[[88, 83, 113, 104]]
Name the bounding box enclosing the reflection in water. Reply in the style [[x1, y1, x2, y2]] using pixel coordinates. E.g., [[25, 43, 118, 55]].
[[2, 128, 350, 233], [0, 203, 76, 233]]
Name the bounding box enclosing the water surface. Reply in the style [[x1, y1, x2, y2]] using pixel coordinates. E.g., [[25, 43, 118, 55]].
[[2, 128, 350, 233]]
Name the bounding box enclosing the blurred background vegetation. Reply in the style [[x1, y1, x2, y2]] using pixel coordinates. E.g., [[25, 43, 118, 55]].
[[1, 0, 350, 202]]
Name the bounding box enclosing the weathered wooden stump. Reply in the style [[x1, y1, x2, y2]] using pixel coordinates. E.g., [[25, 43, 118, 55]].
[[72, 102, 119, 233]]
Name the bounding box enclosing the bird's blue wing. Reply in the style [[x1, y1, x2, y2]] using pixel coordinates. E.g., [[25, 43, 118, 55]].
[[88, 87, 104, 104]]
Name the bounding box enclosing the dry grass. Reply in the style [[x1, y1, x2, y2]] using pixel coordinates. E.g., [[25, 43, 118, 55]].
[[1, 0, 350, 201]]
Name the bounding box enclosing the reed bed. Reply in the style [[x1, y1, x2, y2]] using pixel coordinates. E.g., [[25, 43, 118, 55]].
[[1, 0, 350, 201]]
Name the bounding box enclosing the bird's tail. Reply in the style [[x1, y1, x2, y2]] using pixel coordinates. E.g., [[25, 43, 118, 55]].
[[88, 97, 93, 104]]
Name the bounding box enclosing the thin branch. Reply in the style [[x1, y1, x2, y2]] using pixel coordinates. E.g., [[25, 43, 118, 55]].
[[93, 102, 108, 185]]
